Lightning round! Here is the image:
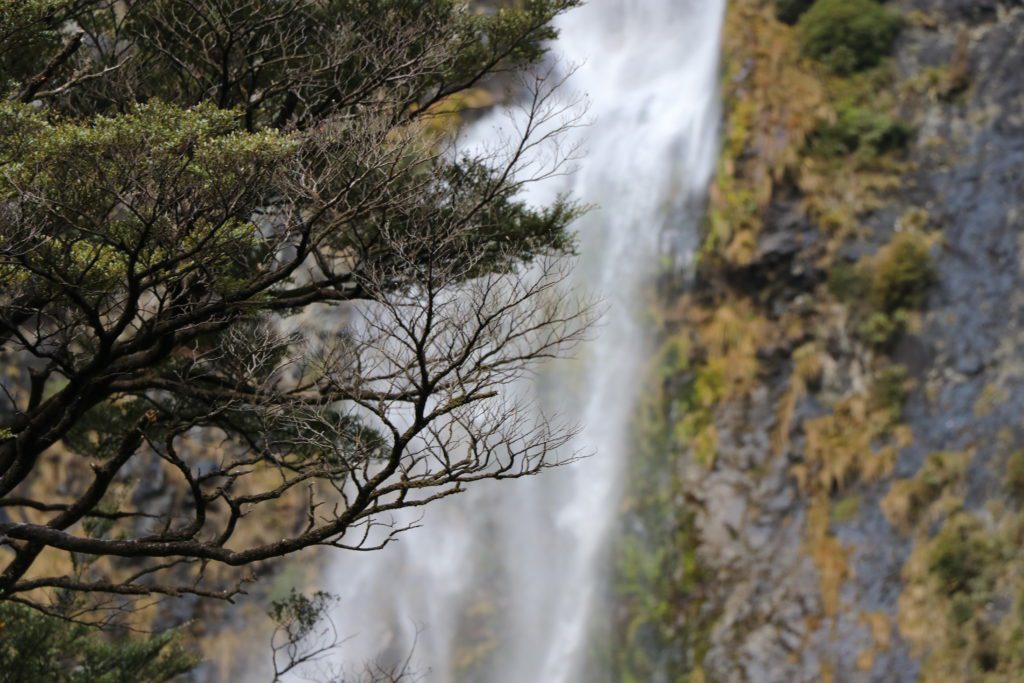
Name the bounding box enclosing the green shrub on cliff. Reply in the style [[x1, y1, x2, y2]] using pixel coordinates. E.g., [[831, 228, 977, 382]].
[[828, 233, 935, 348], [854, 233, 935, 347], [810, 105, 911, 158], [776, 0, 816, 24], [871, 232, 936, 315], [928, 514, 996, 595], [798, 0, 902, 74]]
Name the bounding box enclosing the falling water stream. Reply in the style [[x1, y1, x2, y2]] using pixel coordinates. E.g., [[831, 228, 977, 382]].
[[321, 2, 725, 681]]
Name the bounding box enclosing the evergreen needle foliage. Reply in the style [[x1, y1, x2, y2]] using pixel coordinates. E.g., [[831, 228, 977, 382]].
[[0, 602, 196, 683]]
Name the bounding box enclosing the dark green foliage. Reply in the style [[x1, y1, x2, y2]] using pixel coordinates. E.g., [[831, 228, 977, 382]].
[[0, 603, 197, 683], [0, 0, 83, 85], [66, 0, 579, 123], [0, 0, 586, 619], [833, 233, 935, 348], [810, 106, 912, 158], [776, 0, 816, 24], [798, 0, 902, 74], [870, 233, 936, 315], [269, 589, 335, 641], [928, 515, 996, 595]]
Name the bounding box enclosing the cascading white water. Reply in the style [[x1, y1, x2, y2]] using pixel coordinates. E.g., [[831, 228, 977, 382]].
[[319, 2, 724, 681]]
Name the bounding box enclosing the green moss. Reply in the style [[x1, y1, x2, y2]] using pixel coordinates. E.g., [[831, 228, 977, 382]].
[[675, 363, 727, 468], [798, 0, 902, 75], [832, 495, 862, 523], [607, 358, 720, 680]]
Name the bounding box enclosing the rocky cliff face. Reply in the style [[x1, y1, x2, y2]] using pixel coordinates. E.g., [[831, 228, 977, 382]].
[[610, 2, 1024, 682]]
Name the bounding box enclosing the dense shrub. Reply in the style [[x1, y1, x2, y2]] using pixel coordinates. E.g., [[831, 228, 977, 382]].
[[798, 0, 902, 74], [831, 233, 934, 348], [810, 106, 912, 158], [870, 232, 936, 315], [776, 0, 816, 24]]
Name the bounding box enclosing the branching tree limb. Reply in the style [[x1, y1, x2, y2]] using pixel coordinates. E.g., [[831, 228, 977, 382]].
[[0, 0, 589, 622]]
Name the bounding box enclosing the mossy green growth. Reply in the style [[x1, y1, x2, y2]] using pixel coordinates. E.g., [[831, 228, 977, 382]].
[[832, 495, 862, 523], [809, 106, 911, 159], [603, 325, 721, 680], [798, 0, 902, 75], [676, 363, 726, 468]]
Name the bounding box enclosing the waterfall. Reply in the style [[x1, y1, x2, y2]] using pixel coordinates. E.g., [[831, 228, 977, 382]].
[[318, 2, 725, 681]]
